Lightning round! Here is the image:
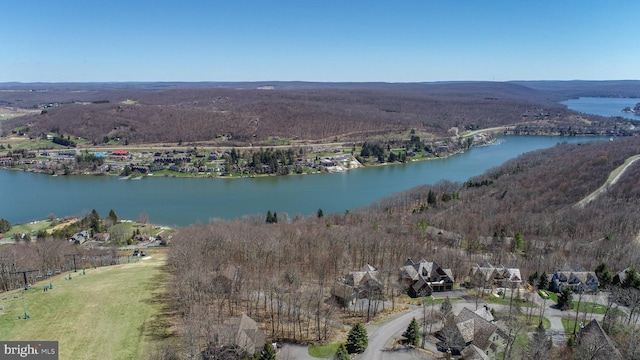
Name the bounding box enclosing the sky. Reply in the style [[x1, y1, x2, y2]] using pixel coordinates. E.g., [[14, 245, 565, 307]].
[[1, 1, 639, 83]]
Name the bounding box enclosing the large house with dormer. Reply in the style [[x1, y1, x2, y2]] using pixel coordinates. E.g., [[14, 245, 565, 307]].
[[454, 308, 508, 359], [399, 258, 454, 297], [470, 263, 522, 290], [332, 264, 383, 307], [550, 270, 599, 293]]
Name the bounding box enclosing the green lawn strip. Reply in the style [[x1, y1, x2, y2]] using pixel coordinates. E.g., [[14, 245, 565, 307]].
[[561, 318, 580, 335], [573, 301, 609, 315], [308, 342, 340, 358], [0, 252, 167, 360], [541, 290, 614, 316], [4, 220, 52, 239]]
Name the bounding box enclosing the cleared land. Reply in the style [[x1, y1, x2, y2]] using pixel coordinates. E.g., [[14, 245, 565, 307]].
[[575, 153, 640, 208], [0, 250, 168, 360]]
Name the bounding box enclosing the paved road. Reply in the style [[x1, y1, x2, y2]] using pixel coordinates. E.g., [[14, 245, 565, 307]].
[[575, 153, 640, 208], [281, 290, 613, 359]]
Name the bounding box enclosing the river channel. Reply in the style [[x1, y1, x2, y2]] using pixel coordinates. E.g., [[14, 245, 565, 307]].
[[0, 136, 609, 227]]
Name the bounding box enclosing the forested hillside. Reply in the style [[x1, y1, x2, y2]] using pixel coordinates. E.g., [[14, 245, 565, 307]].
[[2, 82, 634, 145], [164, 135, 640, 353]]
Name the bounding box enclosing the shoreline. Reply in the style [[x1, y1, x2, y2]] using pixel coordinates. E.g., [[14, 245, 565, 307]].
[[0, 137, 496, 179], [0, 130, 621, 180]]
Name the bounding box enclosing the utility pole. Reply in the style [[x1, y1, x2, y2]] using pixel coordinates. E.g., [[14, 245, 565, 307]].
[[9, 269, 38, 290]]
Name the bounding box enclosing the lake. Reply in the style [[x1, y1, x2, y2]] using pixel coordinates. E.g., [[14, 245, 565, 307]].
[[562, 97, 640, 120], [0, 136, 609, 227]]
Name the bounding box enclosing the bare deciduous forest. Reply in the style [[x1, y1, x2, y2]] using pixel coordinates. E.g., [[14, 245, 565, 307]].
[[163, 135, 640, 354], [2, 81, 638, 145], [2, 81, 640, 358]]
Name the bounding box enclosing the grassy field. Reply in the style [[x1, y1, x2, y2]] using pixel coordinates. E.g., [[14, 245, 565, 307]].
[[0, 249, 169, 360], [3, 220, 53, 239], [308, 343, 341, 358]]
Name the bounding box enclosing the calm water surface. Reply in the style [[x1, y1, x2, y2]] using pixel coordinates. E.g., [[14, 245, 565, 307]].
[[0, 136, 608, 226], [562, 97, 640, 120]]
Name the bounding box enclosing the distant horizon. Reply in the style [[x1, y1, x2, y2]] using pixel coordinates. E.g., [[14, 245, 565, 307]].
[[1, 79, 639, 85], [2, 1, 639, 83]]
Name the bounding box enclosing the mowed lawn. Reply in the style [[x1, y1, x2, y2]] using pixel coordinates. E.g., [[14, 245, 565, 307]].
[[0, 250, 169, 360]]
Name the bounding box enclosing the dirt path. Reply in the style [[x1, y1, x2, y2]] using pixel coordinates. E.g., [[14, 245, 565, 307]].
[[574, 154, 640, 208]]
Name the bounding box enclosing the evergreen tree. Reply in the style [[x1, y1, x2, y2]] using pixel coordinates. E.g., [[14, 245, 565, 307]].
[[258, 341, 276, 360], [108, 209, 119, 224], [513, 232, 524, 252], [346, 323, 368, 354], [403, 317, 421, 347], [622, 268, 640, 289], [539, 272, 549, 291], [427, 190, 437, 206], [266, 210, 273, 224], [88, 209, 102, 233], [333, 343, 349, 360], [557, 287, 573, 310], [0, 218, 11, 233], [121, 165, 132, 176], [594, 262, 612, 287], [317, 208, 324, 218], [272, 212, 278, 223]]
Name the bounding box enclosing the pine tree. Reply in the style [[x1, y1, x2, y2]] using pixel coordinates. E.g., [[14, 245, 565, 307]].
[[539, 272, 549, 290], [403, 317, 420, 347], [266, 210, 273, 224], [623, 268, 640, 289], [333, 343, 349, 360], [258, 341, 276, 360], [557, 287, 573, 310], [594, 263, 612, 287], [89, 209, 102, 233], [0, 218, 11, 233], [346, 322, 368, 354], [108, 209, 119, 224], [427, 190, 437, 206]]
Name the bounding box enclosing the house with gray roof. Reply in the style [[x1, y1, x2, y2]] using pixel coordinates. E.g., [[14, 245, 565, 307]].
[[332, 264, 382, 307], [399, 258, 454, 297], [461, 344, 491, 360], [470, 263, 522, 290], [576, 319, 622, 360], [454, 308, 508, 359], [550, 270, 599, 293], [217, 314, 265, 354]]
